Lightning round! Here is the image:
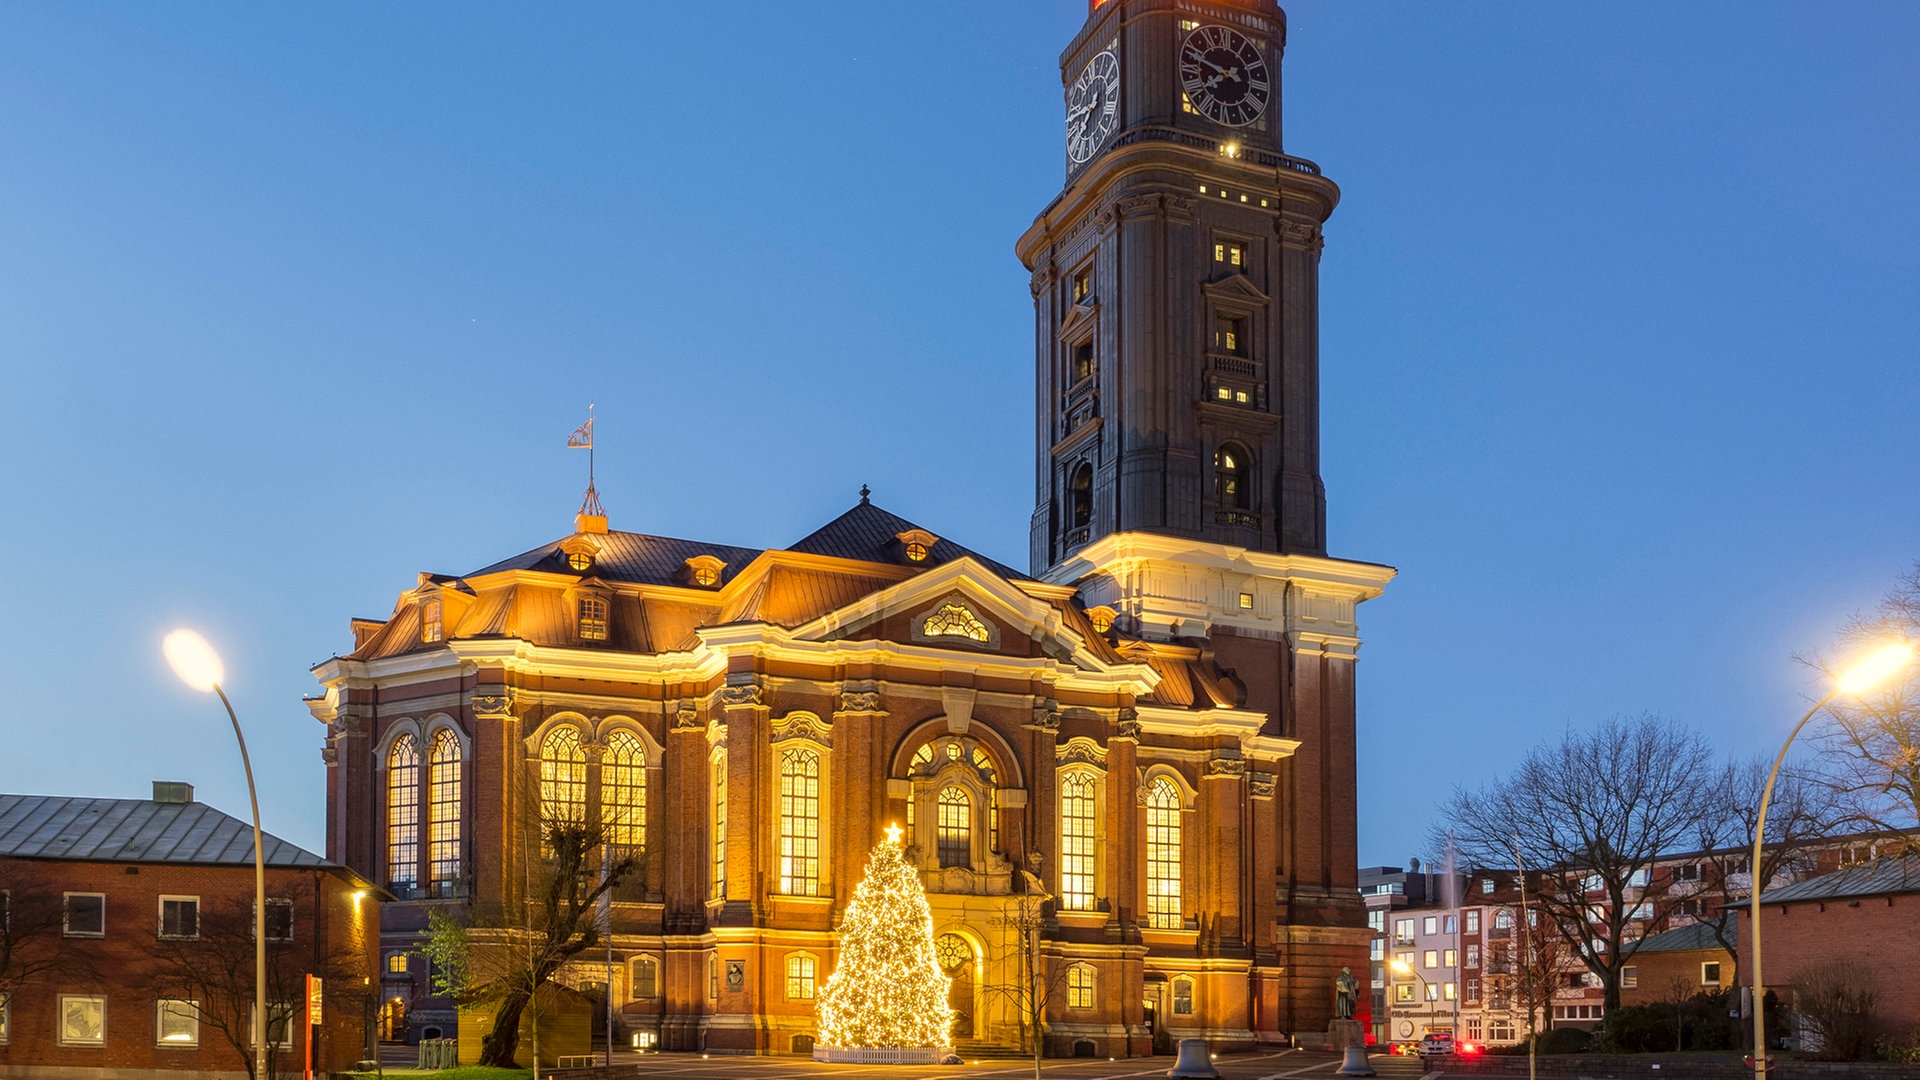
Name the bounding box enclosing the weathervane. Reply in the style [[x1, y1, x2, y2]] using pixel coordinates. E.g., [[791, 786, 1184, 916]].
[[567, 403, 604, 518]]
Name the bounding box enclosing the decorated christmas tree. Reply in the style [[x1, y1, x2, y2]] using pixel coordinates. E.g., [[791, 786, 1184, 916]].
[[815, 825, 956, 1049]]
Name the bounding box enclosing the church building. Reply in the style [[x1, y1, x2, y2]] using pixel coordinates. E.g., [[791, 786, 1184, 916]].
[[309, 0, 1391, 1057]]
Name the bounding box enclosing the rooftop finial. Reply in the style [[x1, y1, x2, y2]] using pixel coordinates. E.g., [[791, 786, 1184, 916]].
[[568, 404, 607, 534], [859, 483, 871, 505]]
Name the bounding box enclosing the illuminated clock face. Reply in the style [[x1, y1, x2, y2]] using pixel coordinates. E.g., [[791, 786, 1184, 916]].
[[1066, 47, 1121, 165], [1180, 24, 1270, 128]]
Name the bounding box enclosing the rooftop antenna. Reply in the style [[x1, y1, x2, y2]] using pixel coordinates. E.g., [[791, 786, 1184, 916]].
[[568, 404, 607, 533]]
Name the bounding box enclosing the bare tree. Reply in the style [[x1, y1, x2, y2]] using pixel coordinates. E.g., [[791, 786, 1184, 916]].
[[1696, 756, 1842, 965], [980, 884, 1069, 1080], [1439, 715, 1721, 1011], [0, 863, 74, 999], [147, 883, 368, 1080], [1805, 563, 1920, 858], [1789, 956, 1882, 1061]]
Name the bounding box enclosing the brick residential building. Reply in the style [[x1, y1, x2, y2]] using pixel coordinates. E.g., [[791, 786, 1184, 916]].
[[0, 786, 381, 1080], [310, 0, 1397, 1059]]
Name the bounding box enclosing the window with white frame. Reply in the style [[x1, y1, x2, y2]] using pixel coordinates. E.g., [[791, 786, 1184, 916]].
[[778, 747, 822, 896], [386, 733, 420, 889], [59, 995, 105, 1045], [263, 898, 294, 943], [156, 999, 199, 1047], [1424, 949, 1438, 969], [1171, 976, 1194, 1015], [711, 749, 728, 901], [1444, 948, 1457, 967], [1423, 916, 1437, 935], [427, 728, 462, 888], [1493, 909, 1513, 930], [1394, 917, 1413, 941], [64, 893, 104, 937], [250, 1003, 294, 1049], [159, 896, 198, 940], [577, 596, 609, 641], [786, 953, 817, 1000], [540, 727, 588, 824], [1144, 777, 1183, 929], [630, 956, 658, 999], [1701, 961, 1722, 986], [1068, 964, 1094, 1009], [1466, 910, 1480, 933], [602, 731, 646, 851], [936, 787, 971, 869], [1059, 771, 1098, 911]]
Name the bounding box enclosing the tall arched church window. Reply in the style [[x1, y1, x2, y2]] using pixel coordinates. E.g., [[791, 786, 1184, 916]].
[[1215, 446, 1250, 510], [936, 787, 972, 868], [630, 956, 658, 1000], [426, 730, 462, 891], [602, 731, 646, 850], [386, 734, 420, 890], [778, 748, 821, 896], [541, 728, 587, 824], [1059, 772, 1098, 910], [1069, 462, 1093, 528], [1145, 776, 1183, 929], [1068, 963, 1095, 1009], [711, 749, 728, 901]]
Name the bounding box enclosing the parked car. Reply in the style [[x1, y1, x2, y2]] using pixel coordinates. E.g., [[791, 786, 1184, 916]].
[[1418, 1033, 1457, 1059]]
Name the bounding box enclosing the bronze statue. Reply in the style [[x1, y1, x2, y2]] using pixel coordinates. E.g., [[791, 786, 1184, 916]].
[[1334, 966, 1359, 1020]]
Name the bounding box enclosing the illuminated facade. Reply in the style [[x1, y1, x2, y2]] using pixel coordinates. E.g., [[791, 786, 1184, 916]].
[[312, 0, 1389, 1057]]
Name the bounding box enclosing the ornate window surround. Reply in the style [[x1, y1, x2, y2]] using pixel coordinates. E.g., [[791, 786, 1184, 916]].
[[912, 592, 1000, 650]]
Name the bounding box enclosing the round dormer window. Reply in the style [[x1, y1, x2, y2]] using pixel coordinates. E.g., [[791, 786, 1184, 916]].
[[567, 551, 593, 571]]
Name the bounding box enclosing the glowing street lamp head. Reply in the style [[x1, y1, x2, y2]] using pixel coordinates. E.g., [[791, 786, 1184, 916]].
[[1837, 642, 1915, 697], [1390, 959, 1412, 975], [164, 629, 225, 692]]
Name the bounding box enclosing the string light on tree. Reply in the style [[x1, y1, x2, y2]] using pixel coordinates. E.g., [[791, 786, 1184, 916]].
[[815, 824, 955, 1051]]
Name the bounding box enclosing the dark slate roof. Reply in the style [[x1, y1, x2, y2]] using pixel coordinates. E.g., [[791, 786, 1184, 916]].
[[0, 794, 332, 869], [1632, 917, 1730, 953], [788, 502, 1030, 581], [1758, 856, 1920, 904], [467, 501, 1026, 587]]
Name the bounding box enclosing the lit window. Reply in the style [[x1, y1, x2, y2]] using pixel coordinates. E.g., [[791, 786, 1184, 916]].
[[1060, 773, 1097, 910], [541, 728, 588, 824], [630, 956, 658, 1000], [159, 897, 198, 940], [59, 995, 105, 1046], [1424, 950, 1438, 969], [708, 955, 719, 1000], [156, 999, 199, 1047], [1145, 777, 1182, 929], [1395, 982, 1415, 1003], [1234, 389, 1249, 403], [427, 729, 462, 889], [603, 731, 647, 851], [937, 787, 971, 869], [1072, 268, 1092, 302], [1214, 241, 1245, 267], [1622, 965, 1638, 990], [1426, 983, 1440, 1001], [1215, 446, 1250, 510], [923, 601, 991, 643], [1425, 916, 1438, 935], [386, 734, 419, 890], [387, 953, 409, 975], [711, 750, 728, 901], [1444, 948, 1457, 967], [578, 596, 609, 641], [905, 541, 930, 563], [64, 892, 104, 937], [778, 748, 822, 896], [0, 992, 9, 1044], [1087, 607, 1115, 634], [1444, 982, 1457, 1001], [1172, 976, 1194, 1015], [1181, 92, 1195, 115], [1214, 314, 1247, 355], [786, 954, 817, 1001], [1071, 339, 1095, 383], [1238, 592, 1254, 610], [1216, 385, 1232, 401], [1068, 964, 1094, 1009], [693, 566, 719, 586], [567, 551, 592, 571], [420, 599, 442, 643], [1482, 877, 1495, 894]]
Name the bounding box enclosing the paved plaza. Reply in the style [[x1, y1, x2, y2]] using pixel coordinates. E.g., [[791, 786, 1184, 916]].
[[539, 1048, 1435, 1080]]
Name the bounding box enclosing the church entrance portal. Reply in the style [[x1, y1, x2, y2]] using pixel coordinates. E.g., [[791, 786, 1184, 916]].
[[936, 933, 975, 1040]]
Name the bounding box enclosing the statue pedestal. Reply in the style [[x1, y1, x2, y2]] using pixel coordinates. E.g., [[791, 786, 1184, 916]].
[[1328, 1020, 1373, 1077]]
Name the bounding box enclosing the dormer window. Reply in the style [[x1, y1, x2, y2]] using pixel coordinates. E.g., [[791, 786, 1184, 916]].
[[567, 551, 593, 572], [560, 534, 602, 574], [420, 599, 443, 644], [906, 542, 929, 563], [1087, 605, 1117, 634], [578, 597, 609, 641], [683, 555, 727, 589], [894, 529, 939, 566]]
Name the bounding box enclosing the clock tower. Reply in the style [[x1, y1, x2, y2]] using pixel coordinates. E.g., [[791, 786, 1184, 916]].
[[1026, 0, 1394, 1043]]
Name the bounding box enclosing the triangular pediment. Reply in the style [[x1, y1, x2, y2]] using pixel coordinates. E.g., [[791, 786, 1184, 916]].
[[1200, 273, 1270, 308], [1057, 298, 1100, 341]]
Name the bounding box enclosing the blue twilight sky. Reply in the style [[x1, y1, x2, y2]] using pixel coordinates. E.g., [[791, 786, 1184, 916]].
[[2, 3, 1916, 869]]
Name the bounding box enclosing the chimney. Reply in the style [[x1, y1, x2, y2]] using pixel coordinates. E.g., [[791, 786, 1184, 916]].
[[152, 781, 194, 804]]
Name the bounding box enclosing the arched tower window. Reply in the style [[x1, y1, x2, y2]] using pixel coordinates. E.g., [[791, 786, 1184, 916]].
[[1145, 776, 1183, 929], [778, 748, 821, 896], [426, 729, 462, 890], [602, 731, 646, 851], [937, 787, 972, 868], [1059, 772, 1098, 910], [1215, 445, 1250, 510], [629, 956, 658, 1000], [386, 734, 419, 890], [710, 748, 728, 901], [1068, 963, 1095, 1009], [1069, 462, 1094, 528], [540, 728, 587, 824]]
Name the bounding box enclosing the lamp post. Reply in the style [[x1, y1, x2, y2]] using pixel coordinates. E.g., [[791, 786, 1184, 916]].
[[1750, 641, 1913, 1080], [165, 630, 269, 1080]]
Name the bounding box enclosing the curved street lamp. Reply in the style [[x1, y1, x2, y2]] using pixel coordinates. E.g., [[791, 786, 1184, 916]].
[[164, 629, 268, 1080], [1750, 641, 1914, 1080], [1389, 957, 1436, 1043]]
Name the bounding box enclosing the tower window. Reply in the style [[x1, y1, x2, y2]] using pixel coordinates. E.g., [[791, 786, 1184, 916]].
[[578, 596, 609, 641], [420, 599, 443, 644], [1071, 340, 1094, 384], [711, 750, 728, 901], [1214, 241, 1245, 268], [778, 748, 822, 896], [1145, 777, 1183, 929], [541, 727, 588, 825], [1215, 446, 1250, 510], [427, 729, 462, 889], [1059, 771, 1098, 910], [1072, 268, 1092, 302], [1214, 314, 1247, 356], [1068, 462, 1093, 528], [386, 734, 420, 890], [937, 787, 972, 868]]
